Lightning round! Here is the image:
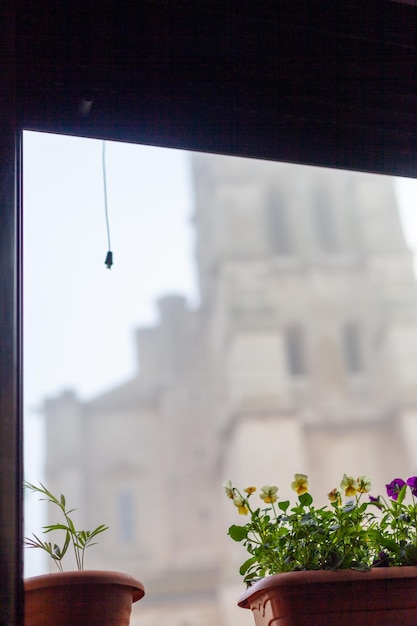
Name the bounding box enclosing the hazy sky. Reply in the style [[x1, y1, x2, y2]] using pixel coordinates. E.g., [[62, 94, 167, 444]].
[[22, 130, 417, 576], [24, 133, 198, 401]]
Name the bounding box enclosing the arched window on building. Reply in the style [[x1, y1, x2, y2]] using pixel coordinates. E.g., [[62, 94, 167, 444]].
[[313, 190, 339, 253], [285, 325, 307, 376], [267, 190, 293, 255], [342, 321, 364, 373]]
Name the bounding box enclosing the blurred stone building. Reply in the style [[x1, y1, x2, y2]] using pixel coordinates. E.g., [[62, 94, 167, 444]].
[[44, 154, 417, 626]]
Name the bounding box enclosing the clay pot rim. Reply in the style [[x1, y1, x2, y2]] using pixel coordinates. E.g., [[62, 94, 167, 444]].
[[238, 565, 417, 608], [24, 570, 145, 603]]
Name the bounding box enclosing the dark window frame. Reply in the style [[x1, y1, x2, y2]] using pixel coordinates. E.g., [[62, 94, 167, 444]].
[[4, 2, 417, 623]]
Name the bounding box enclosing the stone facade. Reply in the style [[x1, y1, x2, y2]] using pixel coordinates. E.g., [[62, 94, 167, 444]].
[[44, 154, 417, 626]]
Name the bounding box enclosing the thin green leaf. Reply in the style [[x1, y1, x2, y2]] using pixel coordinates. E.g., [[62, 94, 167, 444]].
[[42, 524, 72, 533], [397, 485, 407, 505]]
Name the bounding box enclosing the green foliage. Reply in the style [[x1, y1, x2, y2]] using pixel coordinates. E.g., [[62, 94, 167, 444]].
[[223, 474, 417, 586], [24, 481, 109, 571]]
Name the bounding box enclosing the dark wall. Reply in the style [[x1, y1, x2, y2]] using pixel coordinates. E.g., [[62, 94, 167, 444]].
[[18, 0, 417, 177]]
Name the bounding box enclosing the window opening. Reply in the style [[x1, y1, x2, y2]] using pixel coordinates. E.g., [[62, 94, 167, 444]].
[[23, 133, 417, 626], [267, 191, 293, 255], [342, 322, 364, 373], [285, 325, 307, 376], [313, 190, 339, 252]]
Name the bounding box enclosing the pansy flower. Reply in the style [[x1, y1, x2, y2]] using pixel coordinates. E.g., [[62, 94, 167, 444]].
[[260, 485, 278, 503], [244, 486, 256, 495], [233, 495, 248, 515], [407, 476, 417, 497], [386, 478, 406, 501], [291, 474, 309, 495], [372, 551, 390, 568], [369, 494, 383, 509], [356, 475, 371, 494], [340, 474, 358, 497], [327, 488, 341, 506], [223, 480, 234, 499]]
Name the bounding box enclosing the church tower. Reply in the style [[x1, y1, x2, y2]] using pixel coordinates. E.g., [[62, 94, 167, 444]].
[[191, 153, 417, 496]]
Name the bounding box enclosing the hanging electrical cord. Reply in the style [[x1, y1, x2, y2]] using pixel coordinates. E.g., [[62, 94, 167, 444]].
[[102, 140, 113, 269]]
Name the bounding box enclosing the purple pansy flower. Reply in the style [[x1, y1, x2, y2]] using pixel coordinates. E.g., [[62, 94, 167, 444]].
[[386, 478, 406, 500], [372, 551, 390, 568], [369, 494, 383, 509], [407, 476, 417, 497]]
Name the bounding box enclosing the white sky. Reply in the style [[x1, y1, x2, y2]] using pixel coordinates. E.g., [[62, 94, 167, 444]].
[[22, 130, 417, 574], [23, 132, 199, 411]]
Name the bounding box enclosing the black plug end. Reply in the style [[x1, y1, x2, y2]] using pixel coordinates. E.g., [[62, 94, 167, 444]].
[[105, 250, 113, 269]]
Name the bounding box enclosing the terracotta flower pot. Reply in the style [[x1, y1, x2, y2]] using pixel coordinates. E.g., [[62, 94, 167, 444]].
[[24, 570, 145, 626], [238, 566, 417, 626]]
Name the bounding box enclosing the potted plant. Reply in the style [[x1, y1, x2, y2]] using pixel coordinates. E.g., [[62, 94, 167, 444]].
[[223, 474, 417, 625], [24, 482, 145, 626]]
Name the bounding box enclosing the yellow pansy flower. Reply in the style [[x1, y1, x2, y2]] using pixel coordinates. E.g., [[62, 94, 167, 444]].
[[291, 474, 309, 495], [244, 486, 256, 495], [260, 485, 278, 503], [356, 476, 371, 493], [233, 496, 248, 515], [340, 474, 358, 497]]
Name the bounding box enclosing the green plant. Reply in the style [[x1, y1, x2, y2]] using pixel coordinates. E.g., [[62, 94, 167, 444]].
[[24, 481, 109, 571], [223, 474, 417, 586]]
